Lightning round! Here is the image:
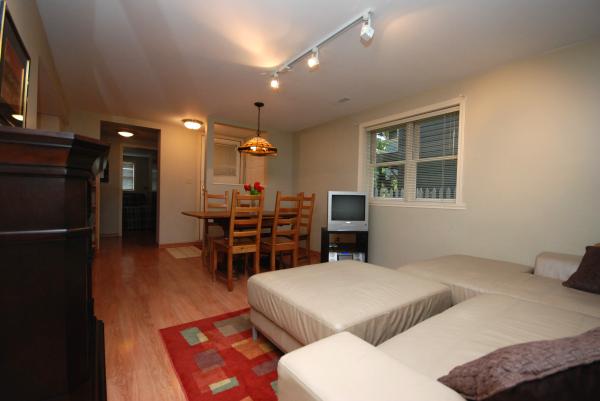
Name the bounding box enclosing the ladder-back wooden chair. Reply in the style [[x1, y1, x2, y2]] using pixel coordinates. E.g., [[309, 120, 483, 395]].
[[298, 193, 316, 261], [202, 190, 228, 267], [211, 190, 264, 291], [260, 192, 302, 271]]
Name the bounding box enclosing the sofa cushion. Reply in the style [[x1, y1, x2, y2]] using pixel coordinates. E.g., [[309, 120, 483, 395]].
[[534, 252, 581, 281], [396, 255, 533, 304], [563, 246, 600, 294], [397, 255, 600, 318], [377, 294, 600, 380], [438, 327, 600, 401], [248, 261, 452, 347], [278, 332, 464, 401]]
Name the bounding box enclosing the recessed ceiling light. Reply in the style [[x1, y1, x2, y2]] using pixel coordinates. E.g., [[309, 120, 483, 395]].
[[12, 114, 23, 121], [118, 131, 134, 138], [182, 119, 203, 130]]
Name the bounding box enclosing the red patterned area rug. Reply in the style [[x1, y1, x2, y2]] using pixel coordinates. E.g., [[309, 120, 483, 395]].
[[160, 309, 281, 401]]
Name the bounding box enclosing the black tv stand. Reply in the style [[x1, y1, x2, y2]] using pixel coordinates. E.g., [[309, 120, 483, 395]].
[[320, 227, 368, 263]]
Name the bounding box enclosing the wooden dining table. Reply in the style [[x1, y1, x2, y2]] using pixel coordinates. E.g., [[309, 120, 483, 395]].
[[182, 210, 280, 224]]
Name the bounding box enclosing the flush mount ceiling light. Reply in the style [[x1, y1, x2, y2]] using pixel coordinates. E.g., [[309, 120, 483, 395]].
[[11, 114, 23, 122], [307, 48, 319, 69], [118, 131, 134, 138], [238, 102, 277, 157], [267, 9, 374, 90], [182, 119, 203, 130]]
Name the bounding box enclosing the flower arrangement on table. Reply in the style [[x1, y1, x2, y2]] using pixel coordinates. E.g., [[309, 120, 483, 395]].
[[244, 181, 264, 195]]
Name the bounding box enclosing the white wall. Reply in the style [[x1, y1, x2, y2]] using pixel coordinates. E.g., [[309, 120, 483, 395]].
[[67, 111, 203, 245], [294, 39, 600, 266]]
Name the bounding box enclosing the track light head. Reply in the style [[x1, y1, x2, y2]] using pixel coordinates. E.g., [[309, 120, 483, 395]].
[[307, 48, 319, 69], [360, 13, 375, 43], [270, 73, 280, 90]]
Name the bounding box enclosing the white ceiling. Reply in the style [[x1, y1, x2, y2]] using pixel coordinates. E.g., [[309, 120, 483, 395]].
[[37, 0, 600, 132]]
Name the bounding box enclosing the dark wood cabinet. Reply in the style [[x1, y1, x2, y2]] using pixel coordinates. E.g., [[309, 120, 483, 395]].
[[0, 127, 109, 401]]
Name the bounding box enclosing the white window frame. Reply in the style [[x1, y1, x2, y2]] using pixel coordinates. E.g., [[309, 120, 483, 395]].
[[122, 161, 135, 192], [357, 97, 466, 209]]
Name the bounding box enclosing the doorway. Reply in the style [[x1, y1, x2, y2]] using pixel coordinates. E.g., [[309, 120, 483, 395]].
[[99, 121, 160, 244], [122, 147, 158, 237]]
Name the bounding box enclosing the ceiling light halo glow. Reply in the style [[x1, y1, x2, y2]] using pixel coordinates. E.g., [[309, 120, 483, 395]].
[[182, 119, 203, 130], [118, 131, 134, 138]]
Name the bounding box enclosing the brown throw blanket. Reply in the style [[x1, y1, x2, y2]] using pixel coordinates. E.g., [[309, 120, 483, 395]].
[[438, 326, 600, 401]]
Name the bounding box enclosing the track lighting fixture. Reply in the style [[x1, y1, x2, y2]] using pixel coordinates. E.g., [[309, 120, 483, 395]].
[[360, 12, 375, 43], [307, 48, 319, 69], [267, 9, 374, 91], [270, 73, 280, 90]]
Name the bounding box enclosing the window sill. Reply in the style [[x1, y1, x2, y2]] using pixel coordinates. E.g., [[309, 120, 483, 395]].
[[370, 199, 466, 210]]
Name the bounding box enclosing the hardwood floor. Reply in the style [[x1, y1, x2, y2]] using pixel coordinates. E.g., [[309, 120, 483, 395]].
[[93, 232, 318, 401]]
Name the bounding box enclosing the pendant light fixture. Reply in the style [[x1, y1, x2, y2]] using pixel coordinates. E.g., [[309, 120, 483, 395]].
[[238, 102, 277, 157]]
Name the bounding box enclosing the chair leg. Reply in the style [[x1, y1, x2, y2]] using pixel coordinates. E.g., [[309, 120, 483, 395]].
[[305, 234, 311, 260], [270, 249, 276, 271], [211, 244, 217, 281], [253, 251, 260, 275], [227, 250, 234, 291], [292, 247, 298, 268]]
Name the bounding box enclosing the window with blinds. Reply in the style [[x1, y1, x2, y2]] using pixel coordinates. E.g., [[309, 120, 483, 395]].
[[122, 161, 135, 191], [367, 106, 461, 204]]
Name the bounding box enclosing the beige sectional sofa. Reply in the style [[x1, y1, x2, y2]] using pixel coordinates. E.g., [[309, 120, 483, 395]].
[[277, 252, 600, 401]]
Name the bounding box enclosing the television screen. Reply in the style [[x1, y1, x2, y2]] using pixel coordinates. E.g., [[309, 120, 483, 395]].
[[331, 195, 366, 221]]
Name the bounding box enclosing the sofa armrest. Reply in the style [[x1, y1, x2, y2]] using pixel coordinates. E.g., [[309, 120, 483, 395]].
[[534, 252, 582, 281], [278, 332, 464, 401]]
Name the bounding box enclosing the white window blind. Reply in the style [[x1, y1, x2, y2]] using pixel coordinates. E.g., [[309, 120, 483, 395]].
[[122, 161, 135, 191], [367, 106, 461, 204]]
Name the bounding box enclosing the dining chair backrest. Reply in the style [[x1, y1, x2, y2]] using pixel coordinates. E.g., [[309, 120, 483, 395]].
[[227, 190, 264, 246], [271, 191, 302, 241], [299, 193, 315, 236], [204, 190, 229, 211]]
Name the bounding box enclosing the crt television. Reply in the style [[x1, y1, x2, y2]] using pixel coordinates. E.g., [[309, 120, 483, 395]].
[[327, 191, 368, 231]]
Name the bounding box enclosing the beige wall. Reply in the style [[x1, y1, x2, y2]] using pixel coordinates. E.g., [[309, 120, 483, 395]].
[[67, 111, 202, 245], [294, 39, 600, 266], [9, 0, 67, 128], [37, 113, 62, 131]]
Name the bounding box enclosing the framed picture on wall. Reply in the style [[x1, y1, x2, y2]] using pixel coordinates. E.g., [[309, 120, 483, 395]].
[[0, 1, 30, 127]]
